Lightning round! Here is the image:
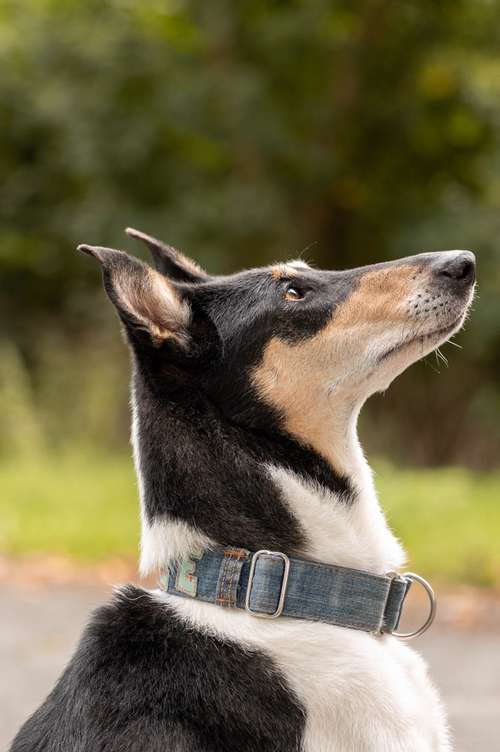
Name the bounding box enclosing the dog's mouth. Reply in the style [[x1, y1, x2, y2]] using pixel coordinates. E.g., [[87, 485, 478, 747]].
[[378, 314, 465, 363]]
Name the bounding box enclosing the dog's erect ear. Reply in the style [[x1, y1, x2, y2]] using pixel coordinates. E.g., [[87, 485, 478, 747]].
[[125, 227, 209, 284], [78, 244, 191, 348]]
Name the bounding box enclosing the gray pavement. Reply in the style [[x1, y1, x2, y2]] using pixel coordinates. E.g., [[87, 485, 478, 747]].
[[1, 583, 499, 751]]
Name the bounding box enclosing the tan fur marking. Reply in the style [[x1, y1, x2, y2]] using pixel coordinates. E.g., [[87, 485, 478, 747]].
[[252, 335, 341, 471], [116, 267, 191, 346], [271, 264, 299, 280], [174, 250, 206, 278], [333, 266, 416, 327], [252, 263, 421, 472]]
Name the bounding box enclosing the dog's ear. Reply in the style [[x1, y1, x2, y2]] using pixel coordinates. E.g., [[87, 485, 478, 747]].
[[78, 244, 191, 348], [125, 227, 210, 284]]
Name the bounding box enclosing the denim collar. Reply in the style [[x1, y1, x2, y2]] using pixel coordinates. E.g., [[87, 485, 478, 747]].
[[160, 548, 436, 638]]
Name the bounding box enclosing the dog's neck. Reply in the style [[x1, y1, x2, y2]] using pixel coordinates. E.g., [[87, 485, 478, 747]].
[[132, 369, 405, 579], [264, 396, 406, 575]]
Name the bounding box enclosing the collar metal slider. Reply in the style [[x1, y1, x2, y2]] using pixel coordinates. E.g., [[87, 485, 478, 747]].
[[245, 550, 290, 619]]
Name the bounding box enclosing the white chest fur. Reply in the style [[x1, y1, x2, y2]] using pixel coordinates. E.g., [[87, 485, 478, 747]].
[[160, 593, 450, 752]]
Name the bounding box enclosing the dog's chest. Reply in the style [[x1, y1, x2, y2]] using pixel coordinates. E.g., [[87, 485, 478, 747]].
[[163, 593, 449, 752]]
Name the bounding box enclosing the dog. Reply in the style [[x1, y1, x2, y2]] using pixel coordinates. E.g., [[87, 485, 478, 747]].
[[11, 230, 475, 752]]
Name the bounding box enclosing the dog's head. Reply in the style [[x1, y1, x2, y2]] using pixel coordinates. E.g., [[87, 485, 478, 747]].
[[79, 230, 475, 463]]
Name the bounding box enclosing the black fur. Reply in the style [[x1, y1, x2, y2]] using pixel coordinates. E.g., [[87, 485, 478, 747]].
[[130, 263, 362, 541], [99, 255, 368, 558], [11, 587, 305, 752], [134, 375, 347, 553], [126, 227, 210, 284]]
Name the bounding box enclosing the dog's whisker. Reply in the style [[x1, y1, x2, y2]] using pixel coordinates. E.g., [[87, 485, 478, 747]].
[[435, 347, 448, 368]]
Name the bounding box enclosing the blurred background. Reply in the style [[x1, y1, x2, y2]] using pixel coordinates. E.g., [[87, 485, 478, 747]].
[[1, 1, 499, 749]]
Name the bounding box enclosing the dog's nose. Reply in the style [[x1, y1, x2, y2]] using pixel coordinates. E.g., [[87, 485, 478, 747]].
[[434, 251, 476, 286]]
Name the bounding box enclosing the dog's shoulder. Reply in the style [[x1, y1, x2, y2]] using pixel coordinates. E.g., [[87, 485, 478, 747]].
[[10, 585, 304, 752], [9, 585, 173, 752]]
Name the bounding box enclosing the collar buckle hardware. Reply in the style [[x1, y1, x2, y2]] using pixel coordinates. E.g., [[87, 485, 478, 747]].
[[245, 549, 290, 619]]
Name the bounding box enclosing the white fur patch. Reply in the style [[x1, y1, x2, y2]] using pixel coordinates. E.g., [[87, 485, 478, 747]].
[[139, 516, 214, 577], [159, 592, 450, 752], [267, 464, 405, 574]]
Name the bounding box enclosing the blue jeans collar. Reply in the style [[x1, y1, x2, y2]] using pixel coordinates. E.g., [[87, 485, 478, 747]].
[[160, 548, 435, 638]]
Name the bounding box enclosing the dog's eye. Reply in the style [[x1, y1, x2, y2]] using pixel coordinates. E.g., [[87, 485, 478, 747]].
[[285, 286, 305, 302]]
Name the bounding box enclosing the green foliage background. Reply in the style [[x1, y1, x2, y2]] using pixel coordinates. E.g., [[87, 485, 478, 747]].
[[1, 0, 499, 468]]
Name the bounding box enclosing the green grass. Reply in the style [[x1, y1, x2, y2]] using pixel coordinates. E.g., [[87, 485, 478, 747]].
[[1, 453, 499, 586], [378, 463, 500, 586], [0, 452, 139, 561]]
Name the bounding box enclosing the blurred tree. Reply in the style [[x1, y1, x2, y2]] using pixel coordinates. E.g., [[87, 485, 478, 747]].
[[0, 0, 498, 464]]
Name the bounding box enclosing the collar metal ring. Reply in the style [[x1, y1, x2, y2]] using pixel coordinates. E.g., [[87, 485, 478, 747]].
[[393, 572, 437, 640]]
